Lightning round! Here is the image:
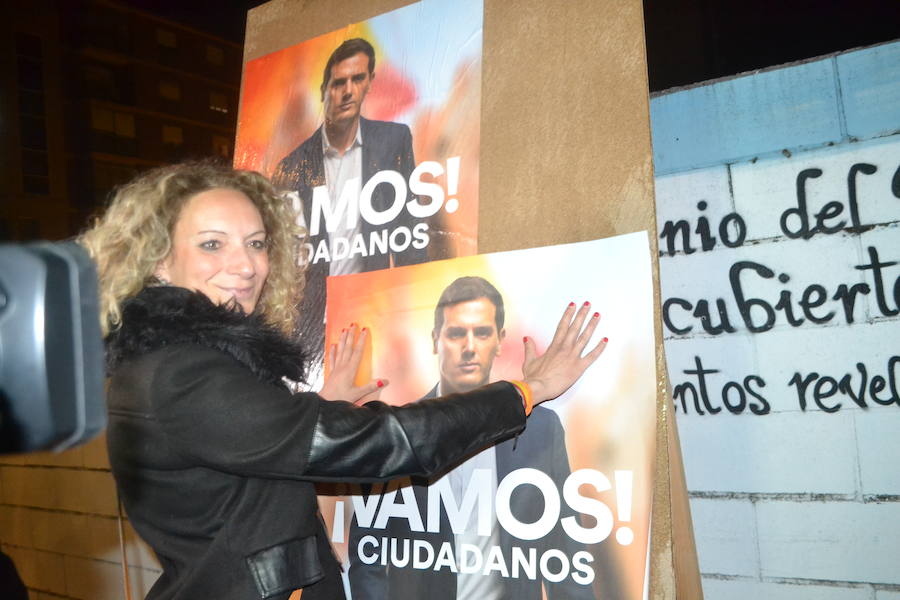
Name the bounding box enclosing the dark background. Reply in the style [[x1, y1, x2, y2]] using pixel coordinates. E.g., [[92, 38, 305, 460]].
[[643, 0, 900, 91], [123, 0, 900, 92], [3, 0, 899, 241]]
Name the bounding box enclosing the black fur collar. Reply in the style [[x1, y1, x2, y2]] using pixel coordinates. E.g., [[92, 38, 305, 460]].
[[106, 286, 306, 386]]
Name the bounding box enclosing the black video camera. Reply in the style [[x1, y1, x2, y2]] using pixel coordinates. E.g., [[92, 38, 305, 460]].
[[0, 242, 106, 453]]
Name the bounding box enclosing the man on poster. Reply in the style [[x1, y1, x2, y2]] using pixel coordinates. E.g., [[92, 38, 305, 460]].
[[348, 276, 594, 600], [272, 38, 427, 366]]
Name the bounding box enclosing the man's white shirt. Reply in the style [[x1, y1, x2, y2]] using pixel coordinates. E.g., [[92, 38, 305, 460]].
[[322, 124, 365, 276], [440, 383, 504, 599]]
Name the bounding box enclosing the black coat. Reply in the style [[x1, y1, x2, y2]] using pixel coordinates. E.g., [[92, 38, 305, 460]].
[[106, 287, 526, 600]]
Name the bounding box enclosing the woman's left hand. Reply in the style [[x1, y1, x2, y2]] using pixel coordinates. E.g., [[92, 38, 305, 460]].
[[318, 324, 387, 404], [522, 301, 607, 405]]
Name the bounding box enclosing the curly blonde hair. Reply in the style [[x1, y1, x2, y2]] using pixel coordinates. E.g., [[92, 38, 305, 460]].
[[79, 161, 306, 337]]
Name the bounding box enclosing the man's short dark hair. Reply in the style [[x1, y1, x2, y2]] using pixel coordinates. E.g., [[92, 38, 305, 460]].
[[433, 276, 505, 333], [320, 38, 376, 101]]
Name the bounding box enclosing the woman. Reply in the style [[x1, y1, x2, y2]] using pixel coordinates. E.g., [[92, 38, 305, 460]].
[[80, 162, 606, 600]]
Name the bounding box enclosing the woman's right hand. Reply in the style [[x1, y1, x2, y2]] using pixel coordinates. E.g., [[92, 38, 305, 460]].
[[319, 324, 388, 404], [522, 302, 607, 405]]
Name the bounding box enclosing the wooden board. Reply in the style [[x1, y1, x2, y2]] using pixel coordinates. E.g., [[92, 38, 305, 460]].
[[244, 1, 701, 596]]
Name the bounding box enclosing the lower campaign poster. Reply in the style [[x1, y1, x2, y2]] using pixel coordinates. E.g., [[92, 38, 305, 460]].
[[321, 232, 657, 599]]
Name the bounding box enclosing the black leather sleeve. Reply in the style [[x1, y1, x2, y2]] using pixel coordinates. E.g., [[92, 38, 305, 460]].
[[306, 381, 526, 482], [149, 345, 525, 483]]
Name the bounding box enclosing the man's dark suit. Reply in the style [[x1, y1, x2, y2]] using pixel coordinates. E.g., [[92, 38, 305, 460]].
[[348, 387, 595, 600], [271, 118, 427, 364]]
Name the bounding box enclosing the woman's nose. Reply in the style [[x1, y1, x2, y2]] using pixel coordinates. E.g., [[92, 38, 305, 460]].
[[227, 247, 255, 277]]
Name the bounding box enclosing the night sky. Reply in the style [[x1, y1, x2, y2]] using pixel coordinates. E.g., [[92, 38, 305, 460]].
[[120, 0, 900, 92]]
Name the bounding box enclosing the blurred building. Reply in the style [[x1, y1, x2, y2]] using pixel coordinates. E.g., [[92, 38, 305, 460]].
[[2, 0, 242, 241]]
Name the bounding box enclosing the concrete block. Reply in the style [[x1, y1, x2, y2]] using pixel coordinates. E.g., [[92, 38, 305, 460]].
[[855, 411, 900, 495], [64, 556, 158, 600], [4, 545, 67, 595], [64, 556, 123, 600], [1, 466, 60, 510], [81, 434, 111, 470], [757, 500, 900, 584], [1, 467, 117, 516], [33, 592, 72, 600], [0, 544, 32, 593], [659, 232, 865, 336], [30, 511, 118, 560], [24, 447, 84, 468], [722, 217, 863, 325], [32, 511, 90, 556], [0, 505, 35, 547], [690, 498, 758, 577], [858, 225, 900, 323], [731, 135, 900, 240], [655, 165, 737, 256], [664, 334, 761, 415], [85, 515, 160, 570], [55, 470, 118, 516], [677, 410, 857, 494], [837, 41, 900, 140], [651, 58, 841, 174], [875, 591, 900, 600], [85, 516, 124, 563], [701, 577, 871, 600], [754, 319, 900, 415], [33, 547, 68, 593], [658, 243, 743, 337]]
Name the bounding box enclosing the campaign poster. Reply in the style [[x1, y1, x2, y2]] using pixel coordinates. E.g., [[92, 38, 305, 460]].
[[235, 0, 483, 383], [322, 232, 657, 599]]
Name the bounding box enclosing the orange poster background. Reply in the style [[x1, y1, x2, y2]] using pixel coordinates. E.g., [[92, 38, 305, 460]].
[[235, 0, 483, 259]]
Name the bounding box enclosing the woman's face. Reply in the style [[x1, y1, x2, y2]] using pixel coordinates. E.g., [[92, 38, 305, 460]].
[[156, 188, 270, 313]]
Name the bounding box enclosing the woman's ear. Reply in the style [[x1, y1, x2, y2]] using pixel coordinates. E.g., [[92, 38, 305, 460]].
[[154, 259, 171, 285]]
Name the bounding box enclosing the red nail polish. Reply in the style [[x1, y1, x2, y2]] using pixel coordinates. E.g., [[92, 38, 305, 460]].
[[593, 312, 599, 318], [361, 327, 367, 332], [568, 302, 575, 307], [523, 336, 529, 343], [602, 337, 609, 343], [583, 301, 590, 307], [341, 328, 346, 333], [376, 380, 384, 388]]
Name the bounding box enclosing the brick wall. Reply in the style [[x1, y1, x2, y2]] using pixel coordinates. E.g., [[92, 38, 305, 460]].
[[652, 40, 900, 598], [0, 435, 160, 599]]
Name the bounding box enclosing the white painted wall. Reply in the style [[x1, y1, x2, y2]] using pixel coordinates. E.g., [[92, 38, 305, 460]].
[[652, 40, 900, 599]]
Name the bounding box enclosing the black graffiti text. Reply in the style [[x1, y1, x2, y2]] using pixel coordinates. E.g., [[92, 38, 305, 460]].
[[659, 201, 747, 257], [672, 356, 770, 415], [663, 245, 898, 335], [780, 163, 878, 239], [789, 356, 900, 412]]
